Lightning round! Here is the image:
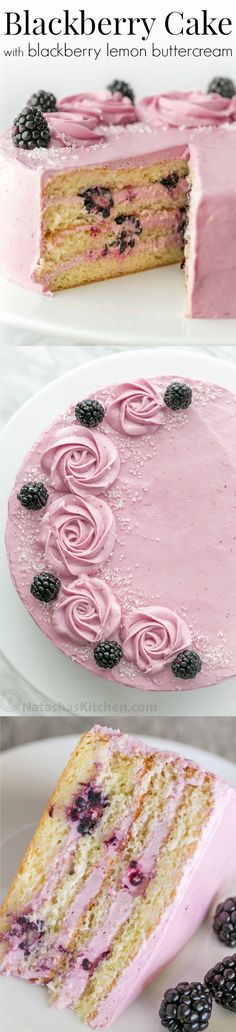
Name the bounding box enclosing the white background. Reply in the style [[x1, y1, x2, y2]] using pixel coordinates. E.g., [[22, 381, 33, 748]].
[[0, 0, 235, 128]]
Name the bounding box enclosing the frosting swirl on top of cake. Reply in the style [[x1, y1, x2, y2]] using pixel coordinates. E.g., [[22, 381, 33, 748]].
[[52, 574, 121, 645], [138, 91, 236, 128], [106, 380, 165, 436], [41, 427, 120, 495], [121, 607, 191, 673], [58, 91, 139, 126], [39, 493, 116, 575], [46, 111, 106, 147]]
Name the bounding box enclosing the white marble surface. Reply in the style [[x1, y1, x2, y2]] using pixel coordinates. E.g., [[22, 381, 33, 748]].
[[0, 341, 235, 716]]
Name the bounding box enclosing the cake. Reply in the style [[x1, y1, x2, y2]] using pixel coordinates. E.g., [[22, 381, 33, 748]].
[[5, 374, 236, 693], [1, 726, 236, 1028], [0, 82, 236, 316]]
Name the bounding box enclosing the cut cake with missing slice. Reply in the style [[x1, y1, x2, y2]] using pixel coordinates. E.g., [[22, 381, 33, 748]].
[[1, 726, 236, 1028]]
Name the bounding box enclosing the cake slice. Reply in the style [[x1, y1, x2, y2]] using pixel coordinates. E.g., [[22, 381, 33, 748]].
[[0, 122, 189, 292], [186, 129, 236, 318], [1, 726, 236, 1028]]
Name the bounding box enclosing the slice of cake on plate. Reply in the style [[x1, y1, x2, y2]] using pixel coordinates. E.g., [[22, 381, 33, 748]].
[[1, 726, 236, 1028]]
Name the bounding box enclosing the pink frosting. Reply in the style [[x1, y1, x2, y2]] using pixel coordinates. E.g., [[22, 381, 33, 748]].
[[39, 493, 116, 576], [52, 575, 121, 646], [58, 91, 139, 126], [41, 427, 120, 495], [121, 606, 191, 673], [138, 91, 236, 129], [46, 111, 105, 147], [106, 379, 165, 436]]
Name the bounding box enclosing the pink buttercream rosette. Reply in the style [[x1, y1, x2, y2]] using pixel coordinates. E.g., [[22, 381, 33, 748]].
[[52, 575, 121, 647], [106, 380, 165, 436], [46, 110, 105, 147], [58, 90, 139, 126], [138, 91, 236, 129], [41, 427, 120, 495], [39, 493, 116, 576], [121, 607, 191, 673]]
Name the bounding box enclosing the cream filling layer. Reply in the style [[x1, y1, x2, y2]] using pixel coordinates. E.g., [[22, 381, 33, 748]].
[[39, 232, 181, 287], [52, 775, 185, 1009]]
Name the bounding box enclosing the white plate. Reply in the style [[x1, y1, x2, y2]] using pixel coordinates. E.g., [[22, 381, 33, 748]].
[[1, 346, 236, 716], [1, 734, 236, 1032], [0, 268, 236, 346]]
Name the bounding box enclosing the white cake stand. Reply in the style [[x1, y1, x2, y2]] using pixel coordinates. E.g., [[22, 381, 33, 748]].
[[0, 267, 236, 345]]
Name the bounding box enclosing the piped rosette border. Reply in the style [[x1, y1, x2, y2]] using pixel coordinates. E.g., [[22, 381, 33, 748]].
[[15, 377, 203, 689]]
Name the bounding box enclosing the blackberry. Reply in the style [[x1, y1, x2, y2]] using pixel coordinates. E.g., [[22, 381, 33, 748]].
[[94, 641, 123, 670], [82, 958, 92, 971], [160, 172, 179, 190], [172, 650, 202, 680], [78, 815, 96, 836], [27, 89, 57, 112], [164, 381, 192, 411], [159, 981, 212, 1030], [107, 80, 135, 104], [129, 870, 143, 887], [74, 796, 87, 810], [12, 107, 51, 150], [75, 399, 105, 428], [113, 214, 142, 254], [80, 186, 114, 219], [17, 482, 48, 511], [30, 572, 61, 603], [87, 788, 102, 804], [213, 898, 236, 948], [205, 954, 236, 1012], [207, 77, 236, 99]]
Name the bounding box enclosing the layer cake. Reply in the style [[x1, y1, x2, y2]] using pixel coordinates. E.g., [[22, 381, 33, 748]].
[[0, 86, 236, 315]]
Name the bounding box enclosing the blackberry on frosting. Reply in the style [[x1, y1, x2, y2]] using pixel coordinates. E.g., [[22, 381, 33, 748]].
[[208, 76, 236, 99], [28, 90, 57, 112], [75, 399, 105, 427], [30, 572, 61, 603], [164, 381, 192, 411], [107, 80, 135, 104], [12, 107, 51, 150], [94, 640, 123, 669], [17, 482, 48, 510], [172, 650, 202, 680]]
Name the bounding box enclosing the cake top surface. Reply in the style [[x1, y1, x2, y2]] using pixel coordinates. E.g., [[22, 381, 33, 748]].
[[0, 121, 190, 176], [138, 90, 236, 128], [6, 374, 236, 694], [1, 85, 236, 176]]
